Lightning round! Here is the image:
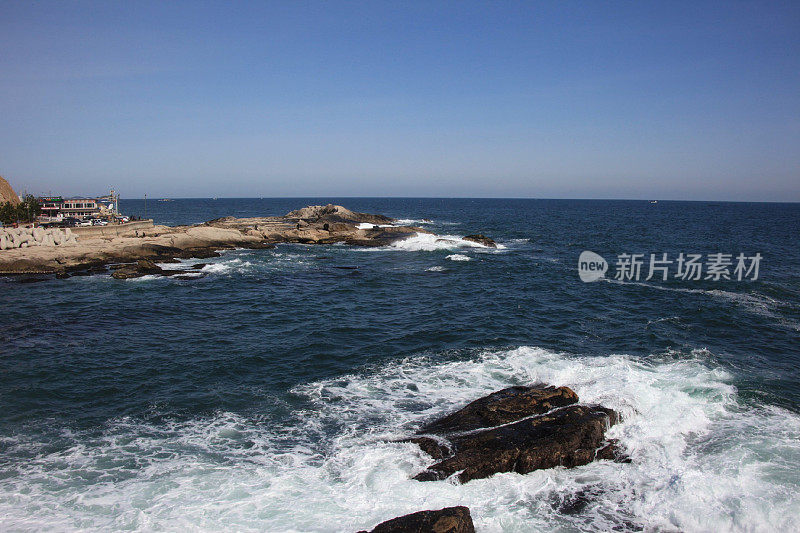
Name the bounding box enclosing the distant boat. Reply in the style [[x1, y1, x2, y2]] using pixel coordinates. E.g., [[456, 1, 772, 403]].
[[213, 197, 218, 200], [159, 198, 173, 202], [650, 200, 658, 204]]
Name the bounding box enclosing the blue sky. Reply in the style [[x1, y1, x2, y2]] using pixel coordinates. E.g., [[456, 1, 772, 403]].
[[1, 1, 798, 200]]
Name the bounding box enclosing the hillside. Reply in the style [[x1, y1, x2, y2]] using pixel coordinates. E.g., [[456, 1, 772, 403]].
[[0, 176, 20, 205]]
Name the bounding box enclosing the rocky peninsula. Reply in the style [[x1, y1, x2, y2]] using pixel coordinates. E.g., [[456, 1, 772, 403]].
[[0, 204, 452, 279]]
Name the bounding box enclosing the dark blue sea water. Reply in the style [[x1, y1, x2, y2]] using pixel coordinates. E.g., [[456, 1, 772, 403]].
[[1, 199, 799, 531]]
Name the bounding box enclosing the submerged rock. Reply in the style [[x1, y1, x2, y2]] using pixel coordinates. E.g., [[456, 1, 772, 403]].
[[173, 247, 222, 259], [409, 385, 621, 483], [17, 276, 49, 283], [173, 273, 206, 280], [358, 506, 475, 533], [462, 234, 497, 248], [110, 259, 185, 279], [111, 259, 164, 279]]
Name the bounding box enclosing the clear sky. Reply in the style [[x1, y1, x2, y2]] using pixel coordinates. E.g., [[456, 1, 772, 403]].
[[1, 1, 798, 201]]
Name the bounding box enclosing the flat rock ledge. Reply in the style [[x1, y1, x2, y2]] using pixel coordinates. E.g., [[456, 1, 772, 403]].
[[407, 385, 626, 483], [0, 204, 494, 280], [358, 506, 475, 533]]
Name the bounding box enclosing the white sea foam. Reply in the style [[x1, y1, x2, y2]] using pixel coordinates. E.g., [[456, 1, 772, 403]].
[[426, 266, 447, 272], [387, 233, 505, 252], [1, 347, 798, 532], [124, 274, 161, 282], [155, 261, 193, 270], [446, 254, 471, 261], [356, 223, 397, 229], [201, 262, 234, 274], [395, 219, 434, 226], [355, 218, 432, 229]]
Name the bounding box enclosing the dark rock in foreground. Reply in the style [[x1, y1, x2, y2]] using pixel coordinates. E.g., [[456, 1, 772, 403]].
[[358, 506, 475, 533], [414, 405, 619, 483], [462, 234, 497, 248], [410, 385, 621, 483], [417, 385, 578, 435]]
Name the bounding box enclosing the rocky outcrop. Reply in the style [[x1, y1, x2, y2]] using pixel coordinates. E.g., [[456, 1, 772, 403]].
[[285, 204, 395, 225], [0, 176, 20, 205], [409, 385, 623, 483], [205, 205, 428, 247], [417, 385, 579, 435], [358, 506, 475, 533], [167, 226, 258, 249], [462, 234, 496, 248]]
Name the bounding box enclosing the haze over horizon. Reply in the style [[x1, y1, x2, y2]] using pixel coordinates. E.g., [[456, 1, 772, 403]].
[[1, 2, 798, 202]]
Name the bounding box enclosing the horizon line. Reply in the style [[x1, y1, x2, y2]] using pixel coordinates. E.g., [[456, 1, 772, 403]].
[[101, 196, 800, 205]]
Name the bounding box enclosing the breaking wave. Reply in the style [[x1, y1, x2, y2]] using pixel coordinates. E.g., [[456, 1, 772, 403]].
[[1, 347, 797, 532], [395, 219, 433, 226], [389, 233, 505, 252]]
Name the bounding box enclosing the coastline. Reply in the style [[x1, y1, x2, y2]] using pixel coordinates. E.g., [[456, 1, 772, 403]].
[[0, 204, 434, 278]]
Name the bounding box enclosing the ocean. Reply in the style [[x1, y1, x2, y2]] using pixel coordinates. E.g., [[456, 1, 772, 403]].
[[1, 198, 799, 532]]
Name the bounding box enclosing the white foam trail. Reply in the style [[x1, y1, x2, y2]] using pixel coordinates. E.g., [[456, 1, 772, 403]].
[[389, 233, 505, 252], [193, 258, 262, 276], [604, 279, 798, 330], [155, 261, 192, 270], [356, 223, 397, 229], [124, 274, 161, 282], [395, 219, 432, 226], [426, 266, 447, 272], [1, 347, 797, 532], [446, 254, 471, 261]]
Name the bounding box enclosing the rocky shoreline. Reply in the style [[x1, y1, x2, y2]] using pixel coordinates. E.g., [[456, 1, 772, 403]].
[[0, 204, 452, 280]]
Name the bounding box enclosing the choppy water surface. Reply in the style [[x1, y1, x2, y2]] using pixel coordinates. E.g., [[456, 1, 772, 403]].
[[1, 199, 799, 532]]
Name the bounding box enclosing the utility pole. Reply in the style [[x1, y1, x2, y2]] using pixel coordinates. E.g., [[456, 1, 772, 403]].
[[110, 188, 118, 222]]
